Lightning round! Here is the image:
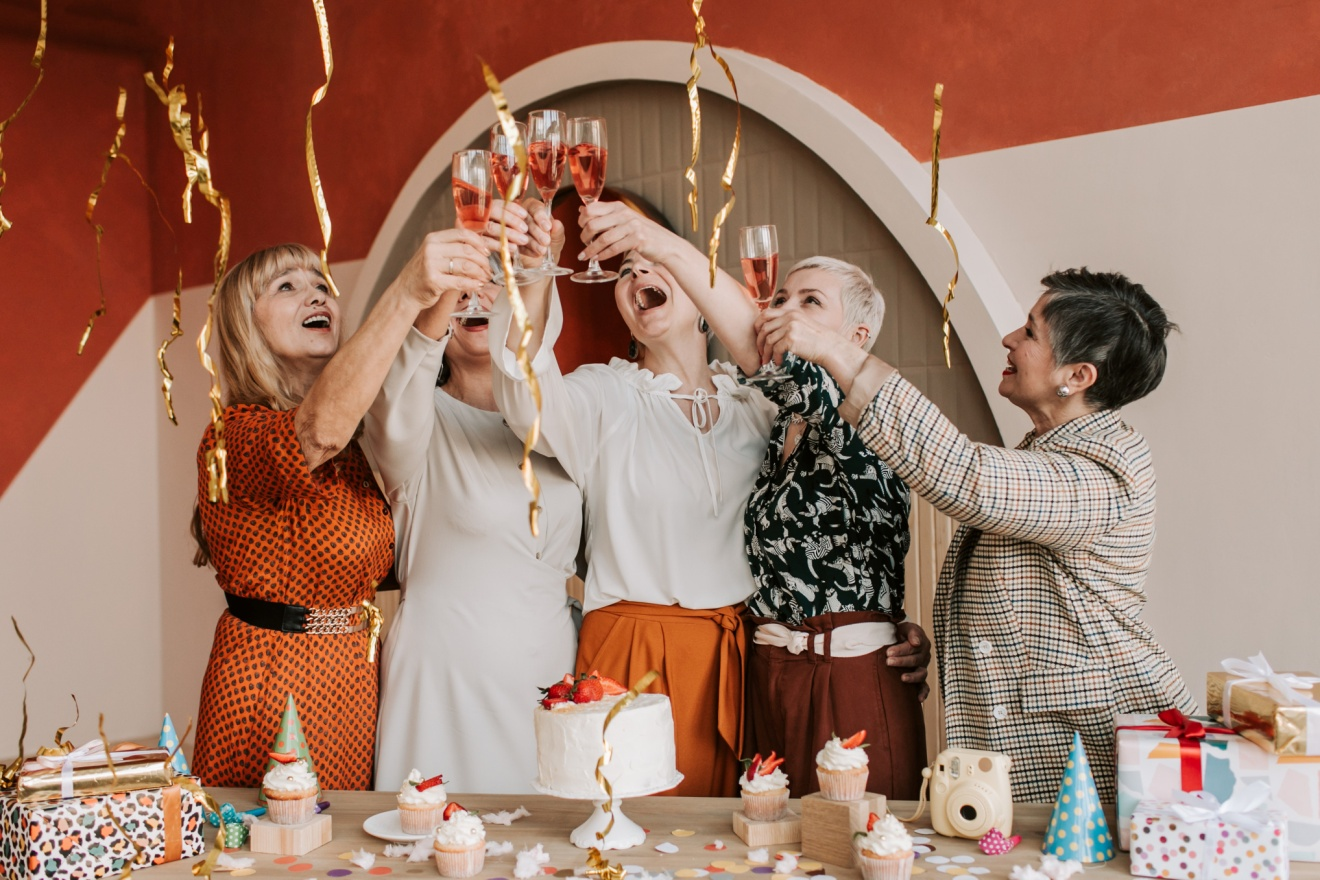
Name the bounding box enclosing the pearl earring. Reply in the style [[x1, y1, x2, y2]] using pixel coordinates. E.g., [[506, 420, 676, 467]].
[[1056, 385, 1071, 398]]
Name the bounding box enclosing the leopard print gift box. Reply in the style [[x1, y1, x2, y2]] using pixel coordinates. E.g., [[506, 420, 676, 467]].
[[1, 784, 206, 878]]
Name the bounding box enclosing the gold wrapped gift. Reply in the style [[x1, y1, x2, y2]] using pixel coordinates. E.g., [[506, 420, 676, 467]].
[[1208, 654, 1320, 756], [16, 742, 175, 804]]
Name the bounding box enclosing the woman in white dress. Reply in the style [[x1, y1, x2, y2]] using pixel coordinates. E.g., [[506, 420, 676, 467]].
[[490, 204, 777, 796], [366, 202, 582, 794]]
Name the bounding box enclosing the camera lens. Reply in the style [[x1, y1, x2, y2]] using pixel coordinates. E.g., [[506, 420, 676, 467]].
[[959, 804, 978, 822], [948, 782, 999, 838]]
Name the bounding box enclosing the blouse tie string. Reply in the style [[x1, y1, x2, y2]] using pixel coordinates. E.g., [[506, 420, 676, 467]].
[[668, 387, 723, 516]]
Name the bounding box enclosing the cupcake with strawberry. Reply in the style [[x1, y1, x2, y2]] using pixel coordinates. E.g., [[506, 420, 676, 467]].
[[854, 811, 914, 880], [816, 729, 869, 801], [396, 769, 447, 834], [261, 752, 319, 825], [432, 802, 486, 878], [739, 751, 789, 820]]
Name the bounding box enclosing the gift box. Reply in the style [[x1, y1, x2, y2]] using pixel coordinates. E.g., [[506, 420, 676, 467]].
[[17, 742, 175, 804], [1129, 785, 1289, 880], [0, 783, 207, 878], [1208, 654, 1320, 757], [1116, 710, 1320, 861]]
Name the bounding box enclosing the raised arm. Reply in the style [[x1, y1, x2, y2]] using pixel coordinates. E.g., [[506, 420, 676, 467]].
[[296, 229, 490, 471], [756, 308, 1140, 549], [577, 200, 761, 374]]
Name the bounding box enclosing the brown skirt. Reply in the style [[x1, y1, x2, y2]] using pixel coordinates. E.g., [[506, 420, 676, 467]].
[[577, 601, 746, 797], [744, 611, 927, 799]]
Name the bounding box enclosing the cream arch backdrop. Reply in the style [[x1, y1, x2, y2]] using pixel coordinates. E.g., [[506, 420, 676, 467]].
[[347, 40, 1027, 440]]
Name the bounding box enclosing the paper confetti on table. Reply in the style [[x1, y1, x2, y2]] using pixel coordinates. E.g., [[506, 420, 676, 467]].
[[484, 806, 533, 825], [487, 840, 515, 855], [655, 841, 680, 854], [705, 841, 727, 851], [925, 857, 950, 865], [672, 829, 696, 837], [916, 829, 937, 835], [677, 870, 711, 878]]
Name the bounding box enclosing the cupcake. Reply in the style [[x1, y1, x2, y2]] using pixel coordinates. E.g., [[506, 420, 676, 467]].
[[433, 802, 486, 878], [816, 730, 869, 801], [740, 752, 790, 821], [262, 755, 318, 825], [397, 769, 447, 834], [854, 811, 914, 880]]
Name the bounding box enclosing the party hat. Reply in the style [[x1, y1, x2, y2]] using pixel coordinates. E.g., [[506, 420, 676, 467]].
[[257, 693, 319, 803], [158, 713, 191, 775], [1042, 732, 1114, 863]]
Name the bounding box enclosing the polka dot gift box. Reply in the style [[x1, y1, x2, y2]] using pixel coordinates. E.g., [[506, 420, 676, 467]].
[[1129, 783, 1289, 880]]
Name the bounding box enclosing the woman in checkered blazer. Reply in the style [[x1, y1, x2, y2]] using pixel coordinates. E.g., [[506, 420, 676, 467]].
[[753, 267, 1197, 802]]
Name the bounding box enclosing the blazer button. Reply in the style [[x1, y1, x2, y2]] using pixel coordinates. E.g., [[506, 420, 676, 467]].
[[992, 705, 1008, 720], [977, 639, 994, 655]]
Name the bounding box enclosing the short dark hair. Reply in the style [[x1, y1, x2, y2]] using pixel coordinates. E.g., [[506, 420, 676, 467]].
[[1039, 268, 1178, 410]]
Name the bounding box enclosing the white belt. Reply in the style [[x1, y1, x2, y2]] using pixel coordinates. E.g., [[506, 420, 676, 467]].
[[753, 621, 897, 658]]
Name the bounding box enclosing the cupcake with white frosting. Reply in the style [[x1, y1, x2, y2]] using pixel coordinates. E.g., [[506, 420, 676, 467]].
[[854, 811, 914, 880], [261, 757, 318, 825], [397, 769, 447, 834], [740, 752, 790, 821], [433, 802, 486, 878], [816, 730, 869, 801]]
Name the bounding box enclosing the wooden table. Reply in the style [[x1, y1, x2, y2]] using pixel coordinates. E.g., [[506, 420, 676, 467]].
[[145, 791, 1319, 879]]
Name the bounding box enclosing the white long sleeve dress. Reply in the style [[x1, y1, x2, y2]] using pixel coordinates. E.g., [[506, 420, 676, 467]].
[[364, 327, 582, 794]]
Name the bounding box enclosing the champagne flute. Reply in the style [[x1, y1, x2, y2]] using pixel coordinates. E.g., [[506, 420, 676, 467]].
[[526, 109, 573, 277], [489, 122, 541, 285], [740, 225, 779, 306], [568, 116, 617, 283], [741, 224, 789, 383], [452, 149, 496, 321]]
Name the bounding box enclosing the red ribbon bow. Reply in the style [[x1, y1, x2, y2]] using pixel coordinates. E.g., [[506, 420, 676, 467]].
[[1119, 709, 1236, 792]]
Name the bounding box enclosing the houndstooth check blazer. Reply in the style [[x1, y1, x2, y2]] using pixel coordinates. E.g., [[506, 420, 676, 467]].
[[840, 368, 1196, 803]]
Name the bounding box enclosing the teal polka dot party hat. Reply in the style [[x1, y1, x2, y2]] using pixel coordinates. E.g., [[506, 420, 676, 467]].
[[1042, 731, 1114, 863], [157, 712, 191, 775]]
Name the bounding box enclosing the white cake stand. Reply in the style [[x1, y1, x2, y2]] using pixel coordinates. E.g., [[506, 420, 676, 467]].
[[533, 773, 683, 850]]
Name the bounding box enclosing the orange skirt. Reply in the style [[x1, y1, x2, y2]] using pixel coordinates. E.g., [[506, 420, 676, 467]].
[[576, 601, 745, 797]]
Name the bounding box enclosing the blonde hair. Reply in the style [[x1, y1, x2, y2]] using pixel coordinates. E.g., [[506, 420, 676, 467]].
[[784, 256, 886, 338], [215, 243, 324, 410]]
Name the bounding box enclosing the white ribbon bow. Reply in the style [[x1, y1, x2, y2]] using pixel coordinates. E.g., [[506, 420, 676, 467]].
[[1168, 782, 1276, 833], [1221, 653, 1320, 721], [22, 741, 162, 799]]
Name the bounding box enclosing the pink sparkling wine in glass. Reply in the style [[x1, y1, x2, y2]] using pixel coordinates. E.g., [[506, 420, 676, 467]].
[[741, 254, 779, 303], [453, 178, 491, 231], [569, 143, 607, 202], [491, 153, 528, 200], [528, 140, 568, 200]]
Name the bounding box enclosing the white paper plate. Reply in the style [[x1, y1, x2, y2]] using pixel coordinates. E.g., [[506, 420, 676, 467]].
[[362, 809, 434, 842]]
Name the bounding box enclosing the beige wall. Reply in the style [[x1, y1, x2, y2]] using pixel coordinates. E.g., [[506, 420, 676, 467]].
[[941, 95, 1320, 692]]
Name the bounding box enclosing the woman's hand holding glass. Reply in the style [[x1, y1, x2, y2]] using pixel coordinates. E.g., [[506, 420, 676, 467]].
[[393, 228, 491, 310], [754, 306, 868, 387], [577, 200, 679, 266]]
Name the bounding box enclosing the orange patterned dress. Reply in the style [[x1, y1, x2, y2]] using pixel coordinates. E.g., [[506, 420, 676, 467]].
[[191, 406, 393, 790]]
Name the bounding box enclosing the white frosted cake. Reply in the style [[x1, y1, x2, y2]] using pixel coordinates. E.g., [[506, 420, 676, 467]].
[[533, 693, 680, 798]]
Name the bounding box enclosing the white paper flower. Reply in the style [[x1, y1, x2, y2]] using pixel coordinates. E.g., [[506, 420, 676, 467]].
[[487, 840, 515, 856], [215, 852, 255, 871], [774, 853, 798, 875], [747, 848, 770, 864], [408, 838, 435, 863], [383, 843, 413, 858], [514, 843, 552, 879], [483, 805, 532, 825], [350, 849, 376, 869]]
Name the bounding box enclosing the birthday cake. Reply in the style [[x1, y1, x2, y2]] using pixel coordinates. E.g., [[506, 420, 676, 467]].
[[532, 677, 681, 798]]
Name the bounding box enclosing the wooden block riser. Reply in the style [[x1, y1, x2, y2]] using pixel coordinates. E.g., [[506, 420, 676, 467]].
[[732, 809, 802, 847], [249, 813, 333, 856], [799, 791, 887, 868]]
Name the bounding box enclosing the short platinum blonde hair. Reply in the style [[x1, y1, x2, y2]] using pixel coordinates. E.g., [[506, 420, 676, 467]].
[[784, 255, 885, 340], [214, 243, 324, 410]]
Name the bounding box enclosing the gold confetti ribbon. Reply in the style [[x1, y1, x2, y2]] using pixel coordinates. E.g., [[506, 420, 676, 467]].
[[481, 59, 542, 538], [925, 83, 961, 369], [78, 88, 129, 355], [146, 41, 233, 502], [304, 0, 340, 297], [682, 0, 742, 285], [0, 0, 47, 238], [176, 776, 227, 879], [594, 670, 659, 840], [1, 617, 36, 789]]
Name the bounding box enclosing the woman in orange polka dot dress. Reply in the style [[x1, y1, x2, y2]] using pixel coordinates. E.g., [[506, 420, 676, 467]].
[[191, 233, 492, 789]]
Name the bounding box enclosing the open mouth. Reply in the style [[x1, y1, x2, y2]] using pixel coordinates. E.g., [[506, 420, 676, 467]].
[[456, 316, 489, 329], [302, 314, 331, 329], [635, 285, 668, 312], [1003, 359, 1016, 375]]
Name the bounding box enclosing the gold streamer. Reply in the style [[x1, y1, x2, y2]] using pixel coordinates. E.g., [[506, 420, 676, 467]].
[[481, 59, 542, 538], [304, 0, 340, 297], [925, 83, 961, 369], [0, 0, 47, 237], [681, 0, 742, 285], [1, 617, 36, 789], [176, 776, 226, 879], [78, 88, 129, 355], [593, 670, 659, 839], [146, 41, 233, 501], [96, 713, 119, 785]]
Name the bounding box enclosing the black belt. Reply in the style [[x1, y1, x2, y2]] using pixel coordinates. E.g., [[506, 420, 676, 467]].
[[224, 592, 365, 634]]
